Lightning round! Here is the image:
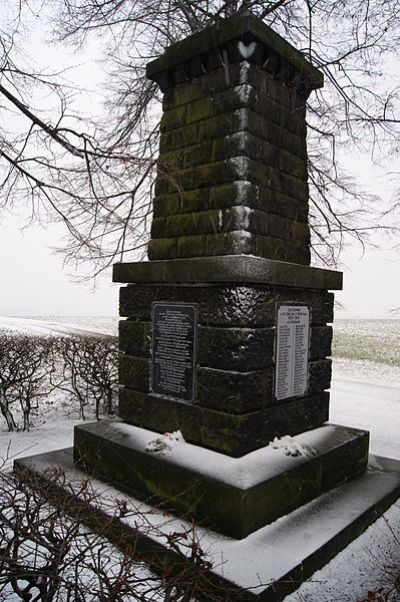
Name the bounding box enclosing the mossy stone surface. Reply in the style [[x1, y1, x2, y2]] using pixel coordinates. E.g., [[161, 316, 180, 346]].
[[204, 230, 254, 256], [176, 234, 207, 258], [118, 387, 330, 456], [119, 320, 151, 357], [156, 181, 308, 223], [118, 352, 332, 414], [152, 193, 181, 218], [118, 319, 331, 371], [159, 108, 306, 160], [118, 354, 149, 393], [73, 421, 368, 539], [147, 238, 177, 260], [254, 234, 310, 265], [310, 326, 333, 360], [147, 13, 323, 91], [197, 325, 275, 371], [160, 105, 187, 133]]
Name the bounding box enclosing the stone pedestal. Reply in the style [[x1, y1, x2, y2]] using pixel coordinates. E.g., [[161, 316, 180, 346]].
[[111, 255, 339, 457]]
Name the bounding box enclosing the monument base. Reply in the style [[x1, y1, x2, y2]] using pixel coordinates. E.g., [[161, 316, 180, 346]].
[[119, 388, 331, 456], [14, 448, 400, 601], [73, 420, 368, 538]]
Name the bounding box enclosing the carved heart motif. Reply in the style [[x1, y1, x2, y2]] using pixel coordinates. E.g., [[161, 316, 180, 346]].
[[238, 41, 257, 59]]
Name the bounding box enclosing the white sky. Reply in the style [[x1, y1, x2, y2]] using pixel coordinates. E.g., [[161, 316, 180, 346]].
[[0, 8, 398, 318]]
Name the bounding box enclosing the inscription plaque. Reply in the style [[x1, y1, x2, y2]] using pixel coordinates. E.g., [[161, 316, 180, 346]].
[[275, 305, 310, 401], [151, 303, 197, 401]]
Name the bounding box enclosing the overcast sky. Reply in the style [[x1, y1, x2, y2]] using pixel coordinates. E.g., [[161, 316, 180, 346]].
[[0, 7, 398, 319], [1, 200, 397, 318]]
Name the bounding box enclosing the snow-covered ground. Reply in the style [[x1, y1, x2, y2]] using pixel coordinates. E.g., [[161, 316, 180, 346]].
[[0, 315, 118, 336], [1, 316, 400, 601]]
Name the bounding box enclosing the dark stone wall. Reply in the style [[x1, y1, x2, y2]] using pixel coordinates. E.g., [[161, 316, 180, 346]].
[[119, 283, 334, 326], [117, 282, 334, 455]]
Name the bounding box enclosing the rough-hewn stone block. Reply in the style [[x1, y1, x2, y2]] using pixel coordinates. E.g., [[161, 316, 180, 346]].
[[176, 234, 207, 258], [212, 132, 308, 179], [197, 325, 275, 371], [118, 354, 331, 414], [163, 61, 308, 113], [119, 320, 150, 357], [204, 230, 253, 256], [119, 283, 335, 327], [118, 321, 332, 372], [152, 193, 182, 218], [310, 326, 333, 360], [183, 140, 214, 168], [309, 359, 332, 394], [118, 354, 149, 393], [119, 321, 276, 372], [151, 210, 219, 239], [255, 234, 310, 265], [160, 104, 187, 132], [147, 237, 177, 260], [157, 148, 185, 173], [196, 365, 273, 412], [160, 108, 307, 160], [176, 84, 307, 139], [118, 387, 330, 456], [157, 155, 309, 203], [153, 183, 309, 222]]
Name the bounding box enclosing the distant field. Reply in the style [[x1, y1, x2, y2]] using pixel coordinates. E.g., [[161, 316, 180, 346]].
[[19, 315, 119, 336], [332, 319, 400, 366], [8, 316, 400, 368]]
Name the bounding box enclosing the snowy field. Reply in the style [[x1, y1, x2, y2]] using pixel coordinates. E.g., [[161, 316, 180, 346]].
[[1, 316, 399, 601]]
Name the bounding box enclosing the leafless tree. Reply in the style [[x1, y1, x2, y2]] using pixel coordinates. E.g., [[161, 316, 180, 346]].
[[1, 0, 400, 273], [0, 465, 237, 601]]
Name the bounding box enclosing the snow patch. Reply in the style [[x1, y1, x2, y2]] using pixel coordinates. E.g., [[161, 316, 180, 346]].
[[238, 41, 257, 59], [234, 83, 252, 104], [229, 156, 249, 178], [239, 60, 251, 84], [235, 107, 248, 131], [270, 435, 316, 458], [234, 180, 252, 202], [218, 210, 224, 231], [145, 430, 185, 455], [0, 316, 117, 337]]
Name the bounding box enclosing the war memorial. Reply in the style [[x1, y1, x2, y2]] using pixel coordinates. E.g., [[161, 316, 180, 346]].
[[16, 12, 400, 600]]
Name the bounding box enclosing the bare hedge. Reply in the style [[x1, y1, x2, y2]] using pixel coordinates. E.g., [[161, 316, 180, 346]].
[[0, 332, 118, 432]]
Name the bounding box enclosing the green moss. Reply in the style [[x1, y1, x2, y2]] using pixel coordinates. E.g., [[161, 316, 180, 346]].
[[205, 230, 254, 256], [160, 105, 187, 132], [147, 237, 177, 260], [185, 96, 215, 124], [176, 234, 207, 258], [179, 188, 210, 212], [183, 140, 213, 168], [153, 193, 181, 218]]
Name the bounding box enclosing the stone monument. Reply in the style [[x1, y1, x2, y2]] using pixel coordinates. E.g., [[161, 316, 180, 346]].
[[74, 12, 369, 533], [16, 12, 400, 600]]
